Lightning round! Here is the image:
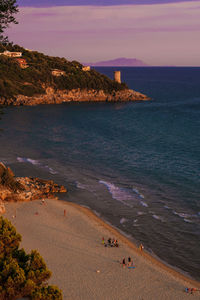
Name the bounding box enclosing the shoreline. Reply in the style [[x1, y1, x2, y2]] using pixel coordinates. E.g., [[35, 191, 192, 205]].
[[0, 88, 150, 106], [67, 201, 200, 288], [4, 198, 200, 299]]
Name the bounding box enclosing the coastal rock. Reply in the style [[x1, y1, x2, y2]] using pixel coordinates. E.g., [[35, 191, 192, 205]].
[[0, 162, 67, 213], [0, 88, 150, 106], [0, 200, 5, 214]]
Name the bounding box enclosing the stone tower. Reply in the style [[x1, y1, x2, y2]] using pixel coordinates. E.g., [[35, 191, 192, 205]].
[[114, 71, 121, 83]]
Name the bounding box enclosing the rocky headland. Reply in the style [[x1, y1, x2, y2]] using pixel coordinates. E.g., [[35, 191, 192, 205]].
[[0, 162, 67, 214], [0, 87, 149, 106], [0, 45, 150, 106]]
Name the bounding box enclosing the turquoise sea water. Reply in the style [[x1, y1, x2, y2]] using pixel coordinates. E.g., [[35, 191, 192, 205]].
[[0, 67, 200, 280]]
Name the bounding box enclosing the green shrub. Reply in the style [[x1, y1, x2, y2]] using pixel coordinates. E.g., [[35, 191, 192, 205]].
[[0, 217, 62, 300], [0, 163, 23, 192], [31, 285, 63, 300]]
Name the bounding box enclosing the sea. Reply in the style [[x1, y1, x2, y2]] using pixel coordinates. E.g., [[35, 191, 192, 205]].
[[0, 67, 200, 280]]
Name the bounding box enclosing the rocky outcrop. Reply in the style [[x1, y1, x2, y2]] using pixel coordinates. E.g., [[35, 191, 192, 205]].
[[0, 201, 5, 214], [0, 88, 150, 106], [0, 162, 67, 213]]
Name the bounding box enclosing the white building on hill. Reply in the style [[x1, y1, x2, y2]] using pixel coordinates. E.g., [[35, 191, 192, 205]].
[[0, 51, 22, 57]]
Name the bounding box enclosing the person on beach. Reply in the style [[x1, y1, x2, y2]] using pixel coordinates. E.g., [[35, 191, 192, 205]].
[[122, 257, 126, 268], [139, 244, 144, 251], [108, 238, 111, 245], [102, 237, 105, 245], [64, 209, 66, 217], [128, 256, 132, 267]]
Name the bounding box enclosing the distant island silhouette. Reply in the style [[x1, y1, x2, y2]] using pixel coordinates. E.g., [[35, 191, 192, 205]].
[[84, 57, 148, 67]]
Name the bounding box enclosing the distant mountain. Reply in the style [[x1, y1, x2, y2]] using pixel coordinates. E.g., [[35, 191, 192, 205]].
[[85, 57, 148, 67]]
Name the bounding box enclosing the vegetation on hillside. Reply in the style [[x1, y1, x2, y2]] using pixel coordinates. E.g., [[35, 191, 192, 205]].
[[0, 217, 62, 300], [0, 1, 127, 104], [0, 43, 128, 99], [0, 162, 23, 191], [0, 0, 18, 43], [0, 0, 19, 114]]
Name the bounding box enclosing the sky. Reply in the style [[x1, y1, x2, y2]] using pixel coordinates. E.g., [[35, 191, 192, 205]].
[[6, 0, 200, 65]]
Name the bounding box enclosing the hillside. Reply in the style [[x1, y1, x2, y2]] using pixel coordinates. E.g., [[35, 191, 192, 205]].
[[0, 44, 128, 99], [86, 57, 148, 67]]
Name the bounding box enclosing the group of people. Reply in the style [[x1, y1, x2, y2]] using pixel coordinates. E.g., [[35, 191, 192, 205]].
[[122, 256, 134, 268], [185, 287, 199, 294], [102, 237, 119, 247]]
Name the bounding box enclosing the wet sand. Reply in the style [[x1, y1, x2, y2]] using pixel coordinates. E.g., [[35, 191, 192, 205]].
[[4, 199, 200, 300]]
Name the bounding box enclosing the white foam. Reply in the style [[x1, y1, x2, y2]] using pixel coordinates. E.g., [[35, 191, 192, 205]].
[[120, 217, 128, 224], [133, 187, 144, 198], [140, 201, 148, 207], [172, 211, 196, 223], [183, 218, 193, 223], [93, 210, 101, 217], [137, 211, 145, 216], [17, 157, 25, 163], [99, 180, 133, 207], [152, 214, 163, 222], [17, 157, 57, 174], [173, 211, 191, 219], [17, 157, 40, 165], [133, 219, 138, 223], [76, 181, 87, 190], [164, 205, 170, 209], [46, 167, 57, 175], [27, 158, 40, 165], [132, 187, 139, 194]]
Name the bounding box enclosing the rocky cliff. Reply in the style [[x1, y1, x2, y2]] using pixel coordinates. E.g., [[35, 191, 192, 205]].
[[0, 87, 149, 106], [0, 162, 67, 214]]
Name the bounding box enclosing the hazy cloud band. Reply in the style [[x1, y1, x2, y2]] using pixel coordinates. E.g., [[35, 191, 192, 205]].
[[8, 1, 200, 66], [17, 0, 200, 7]]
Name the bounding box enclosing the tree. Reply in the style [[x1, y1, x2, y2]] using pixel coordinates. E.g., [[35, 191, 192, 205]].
[[0, 217, 63, 300], [0, 0, 18, 44]]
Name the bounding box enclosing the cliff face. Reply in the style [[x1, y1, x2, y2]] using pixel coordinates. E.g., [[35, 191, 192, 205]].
[[0, 88, 149, 106]]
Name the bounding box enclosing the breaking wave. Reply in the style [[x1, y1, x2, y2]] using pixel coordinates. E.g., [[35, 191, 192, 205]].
[[140, 201, 148, 207], [17, 157, 57, 175], [132, 187, 145, 199], [152, 214, 164, 222], [99, 180, 133, 207]]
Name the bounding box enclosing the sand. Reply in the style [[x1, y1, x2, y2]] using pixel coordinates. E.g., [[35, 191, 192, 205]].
[[4, 199, 200, 300]]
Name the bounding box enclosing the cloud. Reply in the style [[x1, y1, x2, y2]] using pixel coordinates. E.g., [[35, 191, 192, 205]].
[[17, 0, 200, 7], [8, 1, 200, 66]]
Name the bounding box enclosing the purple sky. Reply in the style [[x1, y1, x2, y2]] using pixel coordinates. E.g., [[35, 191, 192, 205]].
[[6, 1, 200, 65], [17, 0, 200, 6]]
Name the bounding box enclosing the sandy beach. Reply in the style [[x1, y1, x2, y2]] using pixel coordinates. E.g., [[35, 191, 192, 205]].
[[4, 199, 200, 300]]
